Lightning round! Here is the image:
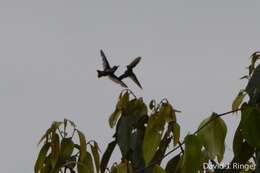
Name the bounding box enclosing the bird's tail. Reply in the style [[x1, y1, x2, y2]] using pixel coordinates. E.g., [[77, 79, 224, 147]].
[[97, 70, 104, 78]]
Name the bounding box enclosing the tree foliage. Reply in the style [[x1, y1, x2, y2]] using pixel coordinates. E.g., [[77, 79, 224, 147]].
[[35, 52, 260, 173]]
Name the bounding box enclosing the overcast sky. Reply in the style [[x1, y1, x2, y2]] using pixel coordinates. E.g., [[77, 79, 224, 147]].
[[0, 1, 259, 172]]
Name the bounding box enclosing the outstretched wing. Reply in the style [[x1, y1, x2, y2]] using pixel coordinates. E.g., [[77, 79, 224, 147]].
[[127, 57, 141, 69], [108, 74, 128, 88], [118, 70, 129, 80], [100, 49, 111, 70], [130, 73, 142, 89]]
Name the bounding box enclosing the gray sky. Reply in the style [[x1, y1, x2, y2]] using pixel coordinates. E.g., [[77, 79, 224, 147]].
[[0, 1, 259, 172]]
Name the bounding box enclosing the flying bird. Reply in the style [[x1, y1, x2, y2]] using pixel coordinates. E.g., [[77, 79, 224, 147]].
[[97, 50, 128, 88], [119, 57, 142, 89]]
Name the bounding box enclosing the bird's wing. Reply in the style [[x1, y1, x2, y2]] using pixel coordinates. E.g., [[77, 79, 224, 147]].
[[118, 71, 128, 80], [127, 57, 141, 69], [100, 49, 111, 70], [130, 73, 142, 89], [108, 75, 128, 88]]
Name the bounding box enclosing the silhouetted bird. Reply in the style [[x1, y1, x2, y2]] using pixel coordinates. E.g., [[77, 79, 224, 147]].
[[97, 50, 128, 88], [119, 57, 142, 89]]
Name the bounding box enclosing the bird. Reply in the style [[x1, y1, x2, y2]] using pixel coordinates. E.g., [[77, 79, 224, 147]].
[[119, 57, 142, 89], [97, 50, 128, 88]]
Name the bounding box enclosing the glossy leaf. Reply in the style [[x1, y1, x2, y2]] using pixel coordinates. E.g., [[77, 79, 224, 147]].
[[90, 141, 100, 173], [241, 104, 260, 148], [197, 113, 227, 162], [100, 140, 117, 173], [34, 142, 51, 173], [181, 135, 202, 173]]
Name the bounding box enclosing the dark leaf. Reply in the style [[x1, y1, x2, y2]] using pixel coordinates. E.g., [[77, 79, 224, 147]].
[[181, 134, 202, 173], [34, 142, 51, 173], [100, 140, 117, 173], [165, 154, 181, 173]]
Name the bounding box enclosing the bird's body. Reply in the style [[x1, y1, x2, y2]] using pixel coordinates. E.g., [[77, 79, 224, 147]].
[[97, 50, 128, 88], [119, 57, 142, 89]]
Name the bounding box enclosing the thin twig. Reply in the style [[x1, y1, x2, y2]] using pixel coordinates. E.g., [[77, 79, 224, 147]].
[[58, 127, 64, 138], [178, 141, 184, 154]]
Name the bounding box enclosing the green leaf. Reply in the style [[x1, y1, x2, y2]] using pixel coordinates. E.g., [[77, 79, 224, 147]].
[[67, 119, 76, 128], [77, 130, 87, 162], [117, 91, 130, 110], [50, 133, 60, 170], [66, 155, 77, 169], [77, 151, 94, 173], [116, 114, 144, 159], [100, 140, 117, 173], [143, 112, 165, 166], [159, 103, 176, 122], [109, 92, 130, 128], [197, 113, 227, 162], [37, 128, 52, 146], [245, 64, 260, 100], [34, 142, 51, 173], [90, 141, 100, 173], [232, 91, 246, 112], [110, 165, 117, 173], [153, 164, 166, 173], [109, 108, 121, 128], [181, 135, 202, 173], [117, 162, 128, 173], [165, 154, 180, 173], [255, 149, 260, 173], [151, 125, 172, 165], [128, 128, 146, 171], [37, 121, 63, 145], [60, 137, 74, 162], [40, 154, 53, 173], [171, 122, 180, 147], [231, 121, 254, 168], [123, 98, 147, 117], [241, 104, 260, 148], [250, 52, 260, 72], [199, 150, 210, 171]]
